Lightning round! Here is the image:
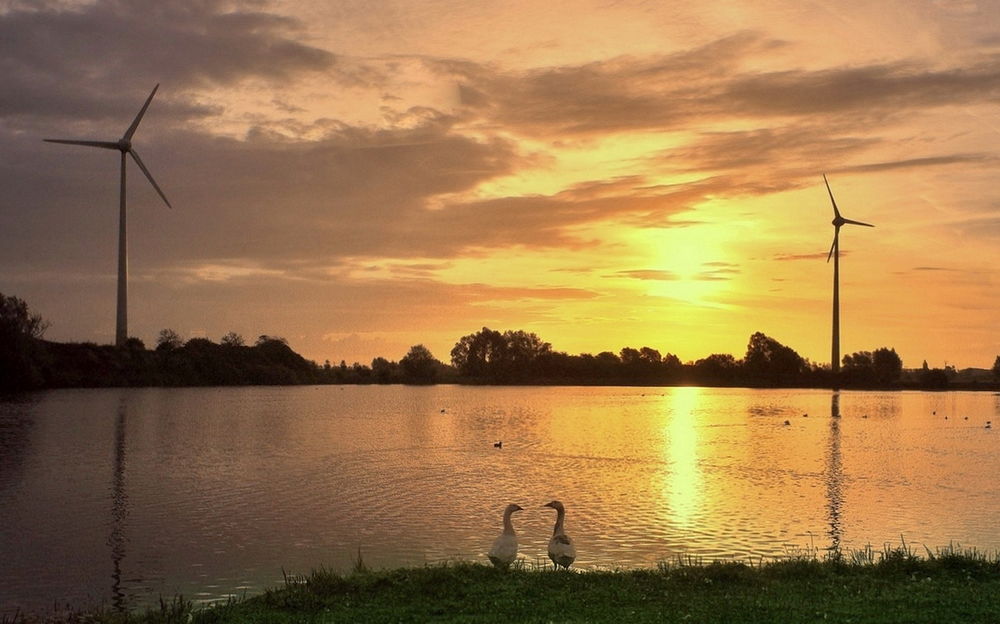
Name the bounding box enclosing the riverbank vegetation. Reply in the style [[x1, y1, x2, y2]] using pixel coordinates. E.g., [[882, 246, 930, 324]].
[[3, 292, 998, 392], [14, 545, 1000, 623]]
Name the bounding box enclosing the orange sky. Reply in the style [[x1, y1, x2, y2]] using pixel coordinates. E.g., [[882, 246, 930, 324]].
[[1, 0, 998, 368]]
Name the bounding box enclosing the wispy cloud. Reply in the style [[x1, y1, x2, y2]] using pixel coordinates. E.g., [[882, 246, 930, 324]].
[[612, 269, 679, 281]]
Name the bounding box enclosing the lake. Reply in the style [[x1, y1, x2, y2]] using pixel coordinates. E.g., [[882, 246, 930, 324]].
[[2, 385, 999, 614]]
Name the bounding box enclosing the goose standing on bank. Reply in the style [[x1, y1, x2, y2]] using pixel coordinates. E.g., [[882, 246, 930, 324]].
[[543, 500, 576, 569], [488, 503, 523, 569]]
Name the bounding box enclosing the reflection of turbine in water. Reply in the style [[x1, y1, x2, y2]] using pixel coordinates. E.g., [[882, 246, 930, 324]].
[[825, 392, 844, 553], [109, 398, 129, 611]]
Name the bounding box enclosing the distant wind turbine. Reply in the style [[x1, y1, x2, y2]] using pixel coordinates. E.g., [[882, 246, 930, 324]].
[[45, 84, 172, 347], [823, 174, 873, 384]]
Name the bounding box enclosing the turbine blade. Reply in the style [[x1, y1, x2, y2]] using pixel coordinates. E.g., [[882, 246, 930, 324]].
[[842, 217, 874, 228], [123, 84, 160, 141], [826, 230, 839, 263], [44, 139, 120, 150], [822, 173, 842, 219], [129, 149, 172, 208]]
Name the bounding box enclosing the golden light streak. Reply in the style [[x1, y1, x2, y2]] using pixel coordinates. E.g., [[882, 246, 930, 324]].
[[661, 386, 704, 528]]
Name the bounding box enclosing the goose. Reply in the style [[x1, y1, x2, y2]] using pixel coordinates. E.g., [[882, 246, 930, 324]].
[[542, 500, 576, 569], [488, 503, 523, 569], [494, 441, 503, 448]]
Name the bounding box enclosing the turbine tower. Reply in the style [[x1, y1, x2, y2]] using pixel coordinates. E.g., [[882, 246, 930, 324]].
[[45, 85, 171, 347], [823, 174, 873, 384]]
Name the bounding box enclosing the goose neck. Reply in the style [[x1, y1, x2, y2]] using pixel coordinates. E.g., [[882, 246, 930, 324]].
[[502, 509, 517, 535], [552, 508, 565, 535]]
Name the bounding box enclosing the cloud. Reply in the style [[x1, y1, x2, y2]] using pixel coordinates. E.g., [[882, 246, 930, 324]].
[[443, 32, 784, 136], [613, 269, 679, 281], [0, 0, 337, 124], [697, 263, 740, 281], [438, 34, 1000, 141], [773, 252, 842, 261], [834, 154, 995, 174], [718, 61, 1000, 117], [0, 110, 522, 272]]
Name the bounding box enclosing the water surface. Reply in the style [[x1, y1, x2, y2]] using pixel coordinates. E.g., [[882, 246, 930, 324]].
[[2, 385, 999, 614]]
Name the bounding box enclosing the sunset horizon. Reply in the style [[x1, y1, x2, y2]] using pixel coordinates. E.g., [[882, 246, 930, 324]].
[[3, 1, 998, 370]]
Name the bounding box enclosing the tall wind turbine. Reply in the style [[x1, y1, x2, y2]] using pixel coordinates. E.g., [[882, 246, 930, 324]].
[[823, 174, 873, 383], [45, 85, 172, 347]]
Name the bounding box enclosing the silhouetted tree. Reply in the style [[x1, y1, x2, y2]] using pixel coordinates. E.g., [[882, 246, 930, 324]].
[[400, 344, 439, 383], [221, 331, 245, 347], [0, 293, 49, 339], [639, 347, 662, 363], [256, 335, 287, 346], [992, 356, 1000, 381], [872, 347, 903, 384], [124, 337, 146, 351], [0, 292, 48, 391], [155, 329, 183, 352], [371, 357, 395, 382], [743, 332, 807, 385], [450, 328, 553, 381], [693, 353, 739, 385], [920, 367, 950, 389], [620, 347, 642, 366], [620, 346, 670, 382], [451, 327, 506, 377], [841, 350, 874, 385], [661, 353, 683, 379]]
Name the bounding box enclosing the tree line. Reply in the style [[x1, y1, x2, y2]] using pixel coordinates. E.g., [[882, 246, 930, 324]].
[[2, 292, 998, 392]]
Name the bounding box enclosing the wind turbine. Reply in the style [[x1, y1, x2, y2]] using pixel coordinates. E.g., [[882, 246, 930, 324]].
[[45, 84, 171, 347], [823, 174, 873, 384]]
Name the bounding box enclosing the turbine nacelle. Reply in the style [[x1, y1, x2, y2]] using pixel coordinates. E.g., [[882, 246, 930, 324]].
[[44, 84, 171, 209], [833, 215, 874, 229], [823, 174, 873, 263]]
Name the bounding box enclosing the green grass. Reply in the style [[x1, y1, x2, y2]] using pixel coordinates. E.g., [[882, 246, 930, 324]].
[[14, 545, 1000, 623]]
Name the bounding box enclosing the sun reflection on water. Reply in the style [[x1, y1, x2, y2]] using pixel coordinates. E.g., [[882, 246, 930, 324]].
[[661, 387, 704, 529]]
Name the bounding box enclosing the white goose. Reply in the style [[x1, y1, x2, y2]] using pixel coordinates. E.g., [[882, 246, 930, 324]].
[[543, 500, 576, 569], [488, 503, 523, 569]]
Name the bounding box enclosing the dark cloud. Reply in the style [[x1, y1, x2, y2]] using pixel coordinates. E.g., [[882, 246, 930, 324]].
[[442, 32, 783, 135], [0, 110, 522, 274], [665, 126, 876, 174], [0, 0, 337, 124], [834, 154, 995, 174], [436, 35, 1000, 140], [721, 62, 1000, 117]]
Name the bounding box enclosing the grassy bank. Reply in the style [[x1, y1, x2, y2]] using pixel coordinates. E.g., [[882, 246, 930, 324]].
[[13, 547, 1000, 624]]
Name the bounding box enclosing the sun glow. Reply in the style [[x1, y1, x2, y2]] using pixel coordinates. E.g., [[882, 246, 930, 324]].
[[661, 386, 704, 529]]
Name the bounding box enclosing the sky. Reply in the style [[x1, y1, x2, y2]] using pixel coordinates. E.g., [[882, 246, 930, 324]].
[[1, 0, 998, 369]]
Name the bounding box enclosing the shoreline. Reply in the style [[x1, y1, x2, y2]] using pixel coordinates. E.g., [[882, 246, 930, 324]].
[[12, 546, 1000, 623]]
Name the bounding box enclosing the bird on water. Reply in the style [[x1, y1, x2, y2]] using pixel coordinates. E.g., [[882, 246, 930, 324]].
[[488, 503, 523, 569], [543, 500, 576, 569]]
